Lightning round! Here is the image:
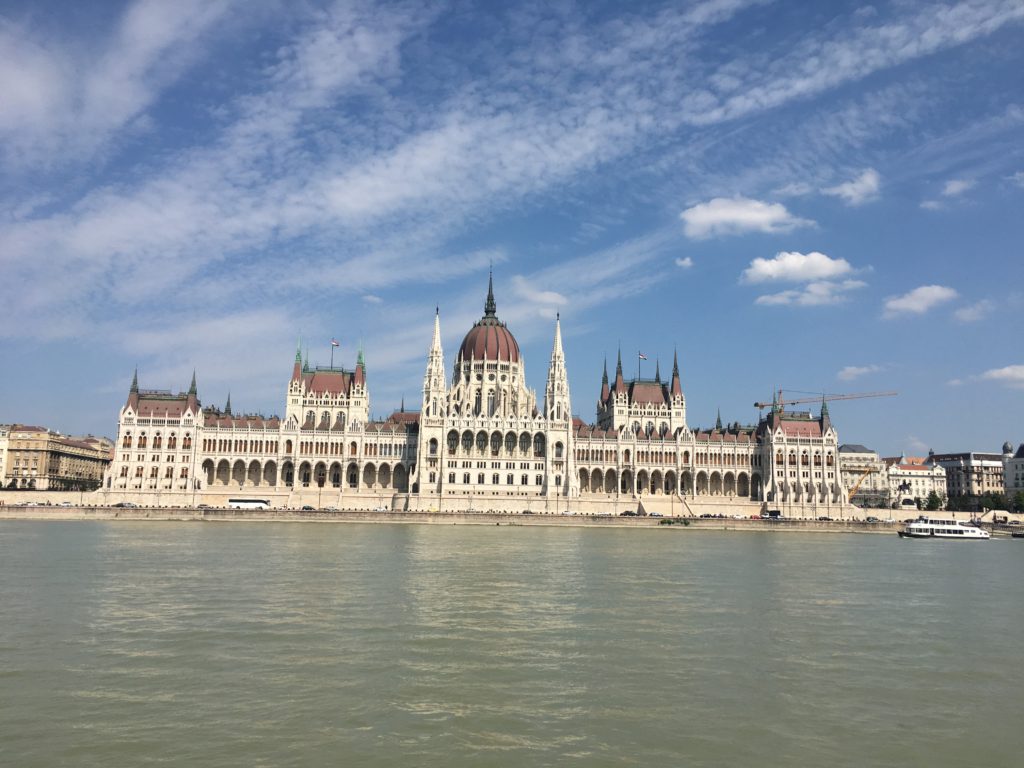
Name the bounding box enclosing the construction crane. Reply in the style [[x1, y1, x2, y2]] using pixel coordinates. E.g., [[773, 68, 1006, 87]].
[[848, 467, 878, 499], [753, 390, 898, 413]]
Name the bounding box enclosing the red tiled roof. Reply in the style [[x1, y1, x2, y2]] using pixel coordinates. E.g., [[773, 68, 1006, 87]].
[[304, 369, 354, 395], [627, 381, 668, 406], [779, 421, 822, 437]]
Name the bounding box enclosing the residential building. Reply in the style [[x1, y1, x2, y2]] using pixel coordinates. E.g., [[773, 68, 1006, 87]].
[[927, 450, 1006, 500], [1003, 442, 1024, 496], [3, 425, 113, 490]]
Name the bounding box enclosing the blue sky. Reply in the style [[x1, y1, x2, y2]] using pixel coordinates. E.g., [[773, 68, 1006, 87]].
[[1, 0, 1022, 456]]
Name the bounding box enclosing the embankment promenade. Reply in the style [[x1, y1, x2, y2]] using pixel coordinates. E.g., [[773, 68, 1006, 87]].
[[0, 504, 910, 533]]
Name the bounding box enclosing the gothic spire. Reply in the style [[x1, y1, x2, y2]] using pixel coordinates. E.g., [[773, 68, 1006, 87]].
[[484, 270, 496, 317], [188, 370, 197, 395], [655, 359, 661, 383], [600, 355, 610, 403], [715, 408, 723, 431], [225, 392, 232, 415], [130, 367, 138, 394]]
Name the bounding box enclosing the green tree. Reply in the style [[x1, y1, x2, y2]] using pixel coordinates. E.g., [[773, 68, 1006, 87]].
[[1013, 491, 1024, 514], [925, 491, 942, 511]]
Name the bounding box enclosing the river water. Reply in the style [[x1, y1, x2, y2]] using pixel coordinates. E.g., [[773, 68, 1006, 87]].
[[1, 521, 1021, 767]]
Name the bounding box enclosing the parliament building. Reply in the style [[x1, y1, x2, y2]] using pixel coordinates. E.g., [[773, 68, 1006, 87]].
[[103, 277, 847, 516]]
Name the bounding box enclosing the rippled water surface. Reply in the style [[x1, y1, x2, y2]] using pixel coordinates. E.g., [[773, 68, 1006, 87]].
[[1, 521, 1022, 767]]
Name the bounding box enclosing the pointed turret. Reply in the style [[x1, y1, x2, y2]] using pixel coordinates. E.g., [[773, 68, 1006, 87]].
[[292, 338, 302, 380], [600, 356, 610, 403], [188, 370, 197, 396], [670, 349, 682, 398], [715, 408, 723, 431], [654, 359, 661, 383], [820, 396, 832, 432], [126, 367, 140, 410], [614, 347, 625, 392], [224, 392, 232, 416], [354, 346, 365, 387]]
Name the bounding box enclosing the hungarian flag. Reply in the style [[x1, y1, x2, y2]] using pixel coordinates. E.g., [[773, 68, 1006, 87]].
[[331, 339, 340, 347], [638, 353, 647, 360]]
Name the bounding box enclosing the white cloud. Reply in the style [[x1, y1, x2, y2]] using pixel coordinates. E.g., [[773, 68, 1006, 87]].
[[954, 299, 994, 323], [943, 178, 975, 196], [1007, 171, 1024, 188], [362, 294, 383, 304], [838, 364, 883, 381], [979, 365, 1024, 388], [675, 256, 694, 269], [883, 285, 957, 318], [679, 196, 813, 238], [755, 279, 866, 307], [946, 378, 964, 387], [742, 251, 853, 284], [822, 168, 880, 205], [920, 199, 944, 210]]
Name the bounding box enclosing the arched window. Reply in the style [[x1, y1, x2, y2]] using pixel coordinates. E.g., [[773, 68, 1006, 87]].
[[429, 438, 438, 456], [447, 431, 458, 453], [533, 433, 545, 457], [555, 442, 564, 458]]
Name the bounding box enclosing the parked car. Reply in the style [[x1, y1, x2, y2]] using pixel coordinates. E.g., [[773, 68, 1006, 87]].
[[113, 502, 137, 508], [865, 516, 880, 523], [649, 512, 663, 517], [300, 505, 315, 511], [817, 516, 832, 521], [620, 510, 637, 516]]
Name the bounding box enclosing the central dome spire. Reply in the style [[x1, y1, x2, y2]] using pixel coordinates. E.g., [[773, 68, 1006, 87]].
[[484, 269, 496, 317], [457, 272, 521, 363]]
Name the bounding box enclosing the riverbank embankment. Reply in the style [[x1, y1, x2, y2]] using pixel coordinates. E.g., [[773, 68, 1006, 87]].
[[0, 505, 913, 533]]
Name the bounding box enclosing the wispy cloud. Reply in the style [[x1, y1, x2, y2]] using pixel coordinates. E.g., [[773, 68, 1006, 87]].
[[979, 364, 1024, 388], [680, 196, 813, 238], [883, 285, 958, 318], [822, 168, 880, 205], [755, 279, 867, 307], [943, 178, 975, 196], [838, 364, 883, 381], [0, 0, 238, 171], [954, 299, 994, 323], [675, 256, 694, 269]]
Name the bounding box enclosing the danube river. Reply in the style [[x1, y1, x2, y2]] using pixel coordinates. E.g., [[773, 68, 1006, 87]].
[[1, 522, 1021, 767]]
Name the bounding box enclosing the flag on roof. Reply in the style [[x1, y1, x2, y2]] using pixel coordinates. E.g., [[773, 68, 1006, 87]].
[[330, 339, 340, 347], [638, 353, 647, 360]]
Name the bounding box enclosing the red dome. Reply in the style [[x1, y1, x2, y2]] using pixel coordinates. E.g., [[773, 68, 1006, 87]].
[[457, 273, 520, 363], [459, 319, 520, 363]]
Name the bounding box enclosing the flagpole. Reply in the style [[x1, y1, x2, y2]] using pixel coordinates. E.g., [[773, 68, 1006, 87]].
[[637, 350, 641, 381], [330, 342, 334, 369]]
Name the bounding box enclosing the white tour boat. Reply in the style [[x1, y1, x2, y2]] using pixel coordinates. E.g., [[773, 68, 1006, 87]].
[[898, 517, 990, 540]]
